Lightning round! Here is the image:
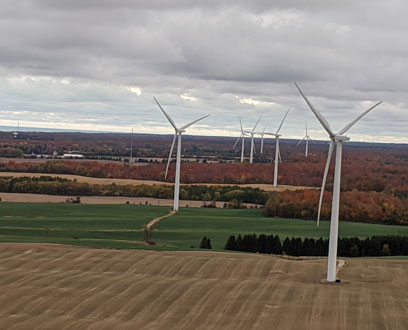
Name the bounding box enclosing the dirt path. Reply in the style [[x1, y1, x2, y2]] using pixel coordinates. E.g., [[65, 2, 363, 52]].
[[0, 244, 406, 330], [145, 210, 177, 231], [337, 259, 346, 277]]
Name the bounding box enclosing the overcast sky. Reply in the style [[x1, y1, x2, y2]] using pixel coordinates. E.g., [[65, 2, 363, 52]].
[[0, 0, 407, 142]]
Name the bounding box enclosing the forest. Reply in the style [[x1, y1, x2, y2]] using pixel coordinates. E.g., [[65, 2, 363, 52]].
[[264, 189, 408, 225], [224, 234, 408, 257], [2, 131, 408, 226]]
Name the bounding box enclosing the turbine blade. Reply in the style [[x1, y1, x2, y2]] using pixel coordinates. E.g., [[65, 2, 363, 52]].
[[153, 96, 178, 130], [337, 101, 383, 135], [296, 136, 306, 147], [165, 133, 177, 180], [180, 114, 210, 130], [305, 121, 308, 135], [239, 117, 243, 132], [276, 109, 290, 135], [317, 140, 334, 226], [295, 83, 334, 137], [233, 135, 241, 149], [252, 116, 262, 133]]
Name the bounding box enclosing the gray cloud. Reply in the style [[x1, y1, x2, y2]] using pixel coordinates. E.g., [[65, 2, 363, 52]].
[[0, 1, 406, 141]]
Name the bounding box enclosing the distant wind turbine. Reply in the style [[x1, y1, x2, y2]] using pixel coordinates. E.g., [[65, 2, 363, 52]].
[[233, 117, 249, 162], [243, 116, 262, 163], [12, 121, 19, 139], [129, 128, 134, 163], [264, 109, 290, 187], [296, 121, 311, 157], [295, 82, 382, 282], [154, 96, 209, 211], [259, 125, 267, 154]]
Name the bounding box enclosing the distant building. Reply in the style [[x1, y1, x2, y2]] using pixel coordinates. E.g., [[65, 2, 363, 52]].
[[12, 131, 18, 139], [62, 153, 84, 159]]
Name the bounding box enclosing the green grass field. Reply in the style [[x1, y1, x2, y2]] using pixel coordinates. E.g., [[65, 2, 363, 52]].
[[1, 203, 408, 251]]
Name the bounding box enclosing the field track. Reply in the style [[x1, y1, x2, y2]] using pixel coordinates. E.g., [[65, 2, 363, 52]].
[[0, 171, 313, 192], [0, 244, 407, 330]]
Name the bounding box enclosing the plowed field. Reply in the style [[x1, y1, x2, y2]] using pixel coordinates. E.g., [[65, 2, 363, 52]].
[[0, 244, 407, 330]]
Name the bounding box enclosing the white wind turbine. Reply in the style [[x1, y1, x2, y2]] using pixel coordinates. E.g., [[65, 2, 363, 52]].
[[233, 117, 249, 162], [264, 109, 290, 187], [296, 121, 311, 157], [295, 83, 382, 282], [12, 121, 19, 139], [129, 127, 134, 163], [243, 116, 262, 163], [259, 125, 267, 154], [154, 96, 209, 211]]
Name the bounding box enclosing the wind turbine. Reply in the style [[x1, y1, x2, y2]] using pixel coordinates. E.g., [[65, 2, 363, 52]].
[[243, 116, 262, 163], [154, 96, 209, 211], [233, 117, 249, 162], [259, 125, 267, 154], [129, 127, 134, 163], [295, 83, 382, 282], [12, 121, 19, 139], [296, 121, 311, 157], [264, 109, 290, 187]]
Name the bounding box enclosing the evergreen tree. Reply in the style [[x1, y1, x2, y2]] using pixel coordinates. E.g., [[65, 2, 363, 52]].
[[207, 238, 212, 249], [282, 237, 290, 255], [257, 234, 267, 254], [199, 236, 212, 249], [250, 234, 257, 252], [225, 235, 236, 251], [236, 235, 244, 251]]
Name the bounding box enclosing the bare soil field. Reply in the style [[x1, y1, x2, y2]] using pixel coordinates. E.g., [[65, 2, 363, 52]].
[[0, 171, 313, 192], [0, 192, 232, 208], [0, 244, 406, 330]]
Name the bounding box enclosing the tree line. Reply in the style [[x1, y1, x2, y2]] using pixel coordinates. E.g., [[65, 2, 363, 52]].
[[264, 189, 408, 226], [3, 155, 408, 194], [0, 176, 267, 204], [225, 234, 408, 257]]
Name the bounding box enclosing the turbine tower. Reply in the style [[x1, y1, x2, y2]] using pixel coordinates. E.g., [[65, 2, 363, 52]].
[[243, 116, 262, 163], [233, 117, 248, 162], [264, 109, 290, 187], [295, 83, 382, 282], [296, 121, 311, 157], [154, 96, 209, 211], [129, 127, 134, 163], [260, 125, 267, 154]]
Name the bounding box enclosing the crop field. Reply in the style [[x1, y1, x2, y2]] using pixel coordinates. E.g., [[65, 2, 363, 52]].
[[0, 203, 170, 249], [1, 203, 408, 250], [0, 244, 407, 330]]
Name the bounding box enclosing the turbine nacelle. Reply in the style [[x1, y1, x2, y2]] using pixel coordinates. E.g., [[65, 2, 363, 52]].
[[333, 135, 350, 142]]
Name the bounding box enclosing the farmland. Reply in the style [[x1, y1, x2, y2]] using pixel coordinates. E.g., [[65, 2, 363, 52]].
[[0, 244, 407, 330], [1, 203, 408, 251]]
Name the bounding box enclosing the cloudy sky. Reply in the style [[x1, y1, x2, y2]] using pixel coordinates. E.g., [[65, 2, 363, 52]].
[[0, 0, 407, 142]]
